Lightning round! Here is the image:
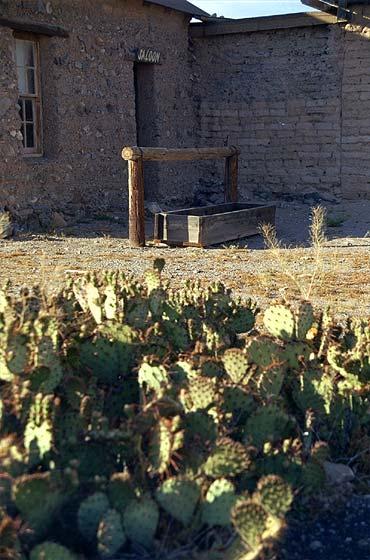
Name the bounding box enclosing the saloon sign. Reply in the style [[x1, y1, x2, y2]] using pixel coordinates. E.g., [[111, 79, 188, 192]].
[[135, 48, 161, 64]]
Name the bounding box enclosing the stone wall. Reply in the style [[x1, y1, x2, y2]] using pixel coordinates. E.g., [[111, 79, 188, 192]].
[[0, 0, 198, 228], [341, 14, 370, 199], [191, 18, 370, 202], [1, 3, 370, 230]]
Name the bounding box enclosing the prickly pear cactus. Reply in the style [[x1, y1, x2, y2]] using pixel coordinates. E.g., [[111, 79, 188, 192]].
[[231, 500, 267, 551], [185, 376, 217, 411], [24, 394, 54, 462], [294, 301, 314, 340], [222, 349, 249, 383], [149, 417, 184, 474], [30, 542, 76, 560], [202, 478, 237, 526], [0, 260, 369, 559], [97, 509, 126, 559], [79, 337, 121, 384], [123, 497, 159, 549], [108, 473, 135, 514], [156, 477, 200, 526], [245, 405, 293, 448], [78, 492, 110, 542], [246, 337, 282, 369], [264, 304, 295, 341], [203, 438, 253, 478], [138, 362, 168, 392], [256, 475, 293, 518], [12, 474, 63, 535]]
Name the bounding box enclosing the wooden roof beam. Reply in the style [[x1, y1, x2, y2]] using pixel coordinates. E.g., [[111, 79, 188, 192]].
[[0, 16, 69, 37]]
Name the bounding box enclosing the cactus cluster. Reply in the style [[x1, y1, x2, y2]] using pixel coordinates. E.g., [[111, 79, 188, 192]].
[[0, 263, 369, 559]]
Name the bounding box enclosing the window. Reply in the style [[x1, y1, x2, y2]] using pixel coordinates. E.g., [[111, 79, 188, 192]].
[[15, 35, 42, 155]]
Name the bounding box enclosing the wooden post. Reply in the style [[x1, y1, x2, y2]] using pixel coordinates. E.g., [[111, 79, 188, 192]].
[[128, 157, 145, 247], [224, 149, 239, 203]]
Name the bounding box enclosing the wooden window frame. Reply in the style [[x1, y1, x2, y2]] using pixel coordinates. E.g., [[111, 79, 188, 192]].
[[14, 32, 43, 157]]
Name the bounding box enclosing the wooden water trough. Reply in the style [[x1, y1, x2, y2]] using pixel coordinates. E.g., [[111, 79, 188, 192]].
[[121, 145, 275, 247], [154, 203, 276, 248]]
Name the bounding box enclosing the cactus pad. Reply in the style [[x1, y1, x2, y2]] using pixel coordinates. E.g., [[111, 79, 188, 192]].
[[138, 363, 168, 392], [156, 478, 200, 526], [246, 337, 282, 368], [231, 500, 268, 550], [245, 405, 293, 448], [97, 509, 126, 558], [203, 438, 252, 478], [264, 305, 295, 341], [78, 492, 110, 542], [108, 473, 135, 515], [123, 497, 159, 549], [12, 474, 62, 534], [30, 542, 76, 560], [186, 376, 217, 411], [222, 349, 249, 383], [256, 475, 293, 518], [295, 301, 314, 340], [202, 479, 237, 526]]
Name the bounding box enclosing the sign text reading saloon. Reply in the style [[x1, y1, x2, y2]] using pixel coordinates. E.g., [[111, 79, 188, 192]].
[[135, 48, 161, 64]]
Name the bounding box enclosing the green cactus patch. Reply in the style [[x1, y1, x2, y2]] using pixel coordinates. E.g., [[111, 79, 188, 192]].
[[222, 349, 249, 383], [264, 304, 295, 341], [256, 475, 293, 518], [245, 405, 293, 448], [30, 542, 77, 560], [202, 478, 237, 526], [203, 438, 253, 478], [97, 509, 126, 559], [123, 497, 159, 549], [108, 473, 135, 515], [156, 478, 200, 526], [138, 362, 168, 391], [13, 474, 63, 535], [232, 499, 268, 550], [186, 376, 217, 411], [78, 492, 110, 542]]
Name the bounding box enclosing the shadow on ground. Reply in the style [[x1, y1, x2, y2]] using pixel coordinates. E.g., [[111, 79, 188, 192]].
[[43, 201, 370, 251]]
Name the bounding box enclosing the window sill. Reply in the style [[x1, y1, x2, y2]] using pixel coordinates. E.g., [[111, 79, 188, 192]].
[[22, 154, 52, 166]]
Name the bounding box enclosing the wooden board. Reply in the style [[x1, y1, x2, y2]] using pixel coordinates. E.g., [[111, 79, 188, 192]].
[[154, 203, 276, 247]]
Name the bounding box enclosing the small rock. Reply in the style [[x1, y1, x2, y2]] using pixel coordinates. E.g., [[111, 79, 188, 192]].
[[310, 540, 322, 551], [145, 201, 162, 214], [0, 212, 13, 239], [0, 98, 12, 117], [358, 538, 370, 550], [51, 212, 67, 229], [324, 461, 355, 485]]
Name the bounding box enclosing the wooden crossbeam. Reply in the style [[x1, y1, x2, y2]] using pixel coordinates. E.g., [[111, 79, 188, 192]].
[[122, 146, 240, 247], [0, 16, 69, 37]]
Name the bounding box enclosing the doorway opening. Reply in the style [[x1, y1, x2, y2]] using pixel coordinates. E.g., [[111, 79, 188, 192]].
[[134, 62, 160, 200], [134, 62, 158, 147]]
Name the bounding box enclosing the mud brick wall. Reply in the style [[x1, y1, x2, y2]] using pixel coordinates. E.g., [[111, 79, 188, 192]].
[[192, 19, 370, 202], [0, 0, 198, 228], [191, 23, 347, 202], [341, 15, 370, 199]]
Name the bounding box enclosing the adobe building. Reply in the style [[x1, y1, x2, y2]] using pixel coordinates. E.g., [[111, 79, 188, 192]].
[[0, 0, 369, 230]]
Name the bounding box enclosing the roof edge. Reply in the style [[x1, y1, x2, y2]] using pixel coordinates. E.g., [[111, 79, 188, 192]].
[[190, 11, 339, 37], [143, 0, 210, 19]]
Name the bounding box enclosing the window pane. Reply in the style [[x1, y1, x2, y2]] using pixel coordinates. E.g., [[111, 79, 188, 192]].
[[18, 99, 24, 121], [20, 124, 25, 148], [25, 99, 34, 122], [27, 69, 36, 95], [17, 67, 27, 95], [15, 40, 34, 67], [26, 123, 35, 148]]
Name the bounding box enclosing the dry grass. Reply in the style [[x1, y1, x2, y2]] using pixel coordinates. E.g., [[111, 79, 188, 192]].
[[0, 223, 369, 319]]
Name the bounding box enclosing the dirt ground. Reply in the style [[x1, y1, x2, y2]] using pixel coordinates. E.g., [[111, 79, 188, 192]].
[[0, 201, 369, 318]]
